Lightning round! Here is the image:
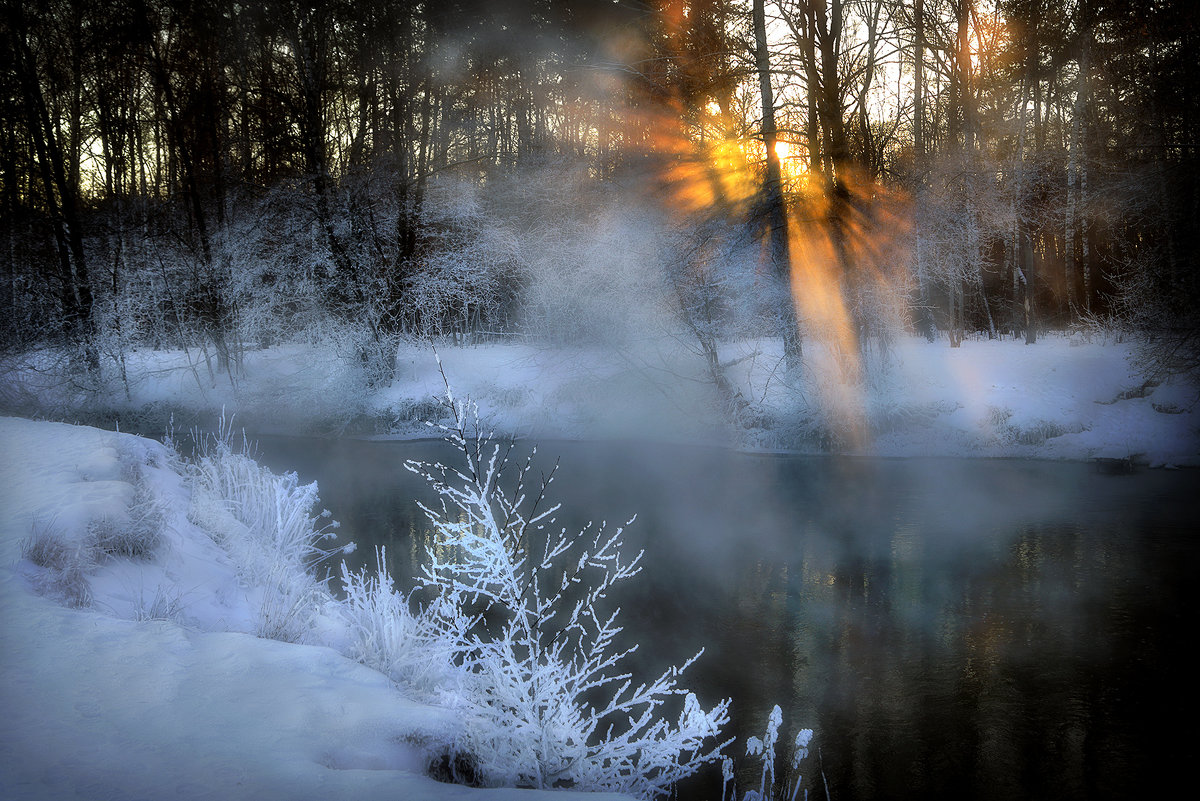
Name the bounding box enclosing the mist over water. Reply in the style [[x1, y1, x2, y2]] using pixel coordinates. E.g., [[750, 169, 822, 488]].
[[253, 435, 1198, 801]]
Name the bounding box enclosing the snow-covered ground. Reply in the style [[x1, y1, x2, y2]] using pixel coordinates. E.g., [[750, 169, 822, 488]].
[[399, 335, 1200, 464], [0, 417, 629, 801], [6, 333, 1193, 465]]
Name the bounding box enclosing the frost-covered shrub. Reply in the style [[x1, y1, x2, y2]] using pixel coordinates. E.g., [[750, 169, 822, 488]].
[[405, 387, 730, 797], [402, 179, 520, 341], [23, 519, 78, 571], [188, 426, 347, 642], [22, 520, 95, 609], [1011, 419, 1078, 446], [256, 564, 332, 643], [339, 547, 464, 696], [390, 395, 451, 426], [518, 207, 675, 347], [133, 584, 184, 622], [983, 407, 1083, 446]]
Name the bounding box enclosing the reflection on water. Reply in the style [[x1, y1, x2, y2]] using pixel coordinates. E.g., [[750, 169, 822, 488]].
[[253, 436, 1198, 801]]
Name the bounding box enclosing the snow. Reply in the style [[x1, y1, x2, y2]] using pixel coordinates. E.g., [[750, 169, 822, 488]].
[[387, 335, 1194, 464], [4, 333, 1197, 464], [0, 417, 629, 801], [849, 335, 1199, 465]]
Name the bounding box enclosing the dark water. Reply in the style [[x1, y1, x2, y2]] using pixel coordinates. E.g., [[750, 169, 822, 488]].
[[252, 435, 1198, 801]]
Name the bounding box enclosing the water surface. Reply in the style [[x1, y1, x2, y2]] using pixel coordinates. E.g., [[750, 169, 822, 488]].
[[254, 436, 1198, 800]]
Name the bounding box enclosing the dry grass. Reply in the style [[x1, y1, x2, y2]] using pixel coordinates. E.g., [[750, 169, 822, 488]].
[[22, 520, 95, 608]]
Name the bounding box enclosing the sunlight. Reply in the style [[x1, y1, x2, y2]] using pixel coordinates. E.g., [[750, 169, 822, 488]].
[[783, 175, 914, 448], [775, 137, 812, 188], [651, 100, 760, 213]]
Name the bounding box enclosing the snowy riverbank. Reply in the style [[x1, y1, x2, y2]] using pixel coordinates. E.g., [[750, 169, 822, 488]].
[[0, 417, 631, 801], [2, 330, 1196, 798], [4, 334, 1197, 465]]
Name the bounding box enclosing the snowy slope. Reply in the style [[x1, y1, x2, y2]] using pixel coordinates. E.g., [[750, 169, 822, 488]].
[[0, 417, 628, 801]]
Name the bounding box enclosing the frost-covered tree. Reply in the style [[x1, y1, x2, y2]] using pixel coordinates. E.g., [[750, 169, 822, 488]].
[[404, 379, 730, 796]]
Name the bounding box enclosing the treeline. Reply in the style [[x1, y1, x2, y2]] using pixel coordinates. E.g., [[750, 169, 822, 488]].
[[2, 0, 1198, 387]]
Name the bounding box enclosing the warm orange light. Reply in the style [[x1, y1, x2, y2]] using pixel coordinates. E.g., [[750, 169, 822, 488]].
[[774, 139, 792, 161]]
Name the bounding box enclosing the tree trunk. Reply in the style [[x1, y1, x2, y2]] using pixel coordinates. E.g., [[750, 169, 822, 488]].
[[1022, 231, 1037, 344], [6, 10, 97, 369], [1013, 78, 1028, 338], [1081, 145, 1090, 313], [1065, 104, 1078, 315], [1075, 18, 1092, 314], [753, 0, 801, 369], [913, 0, 934, 339]]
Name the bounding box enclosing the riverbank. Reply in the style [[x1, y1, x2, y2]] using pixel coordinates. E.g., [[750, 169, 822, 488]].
[[0, 416, 631, 801], [2, 334, 1196, 465]]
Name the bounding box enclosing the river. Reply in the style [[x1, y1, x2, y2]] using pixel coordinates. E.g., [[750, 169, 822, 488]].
[[251, 435, 1198, 801]]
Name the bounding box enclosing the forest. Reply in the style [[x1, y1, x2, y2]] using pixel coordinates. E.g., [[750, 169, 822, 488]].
[[2, 0, 1198, 410]]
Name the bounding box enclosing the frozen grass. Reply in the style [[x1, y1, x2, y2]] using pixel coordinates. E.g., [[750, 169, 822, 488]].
[[723, 706, 815, 801], [21, 455, 168, 609], [255, 566, 331, 643], [87, 479, 165, 559], [338, 548, 462, 698], [132, 583, 185, 622], [187, 419, 349, 642], [21, 519, 95, 608]]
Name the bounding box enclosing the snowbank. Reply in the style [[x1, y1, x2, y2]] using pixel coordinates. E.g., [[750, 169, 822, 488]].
[[2, 334, 1197, 465], [388, 335, 1200, 466], [0, 417, 627, 800]]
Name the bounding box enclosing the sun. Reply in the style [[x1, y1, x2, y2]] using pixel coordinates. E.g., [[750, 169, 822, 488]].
[[773, 138, 808, 184]]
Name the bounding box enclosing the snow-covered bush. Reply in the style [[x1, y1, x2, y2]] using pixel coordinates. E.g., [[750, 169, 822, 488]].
[[518, 206, 675, 347], [404, 384, 730, 796], [22, 460, 168, 608], [188, 424, 347, 642], [402, 179, 520, 341], [339, 547, 464, 697], [132, 583, 185, 622]]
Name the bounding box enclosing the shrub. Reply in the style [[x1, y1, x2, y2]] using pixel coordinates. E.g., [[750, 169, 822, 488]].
[[724, 706, 815, 801], [339, 548, 464, 697], [133, 584, 184, 622], [404, 386, 730, 797]]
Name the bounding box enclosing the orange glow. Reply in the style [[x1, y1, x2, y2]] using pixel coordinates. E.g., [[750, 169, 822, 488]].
[[623, 5, 914, 450], [971, 11, 1010, 72], [783, 174, 914, 448], [646, 99, 914, 450], [776, 139, 811, 188], [644, 96, 760, 213]]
